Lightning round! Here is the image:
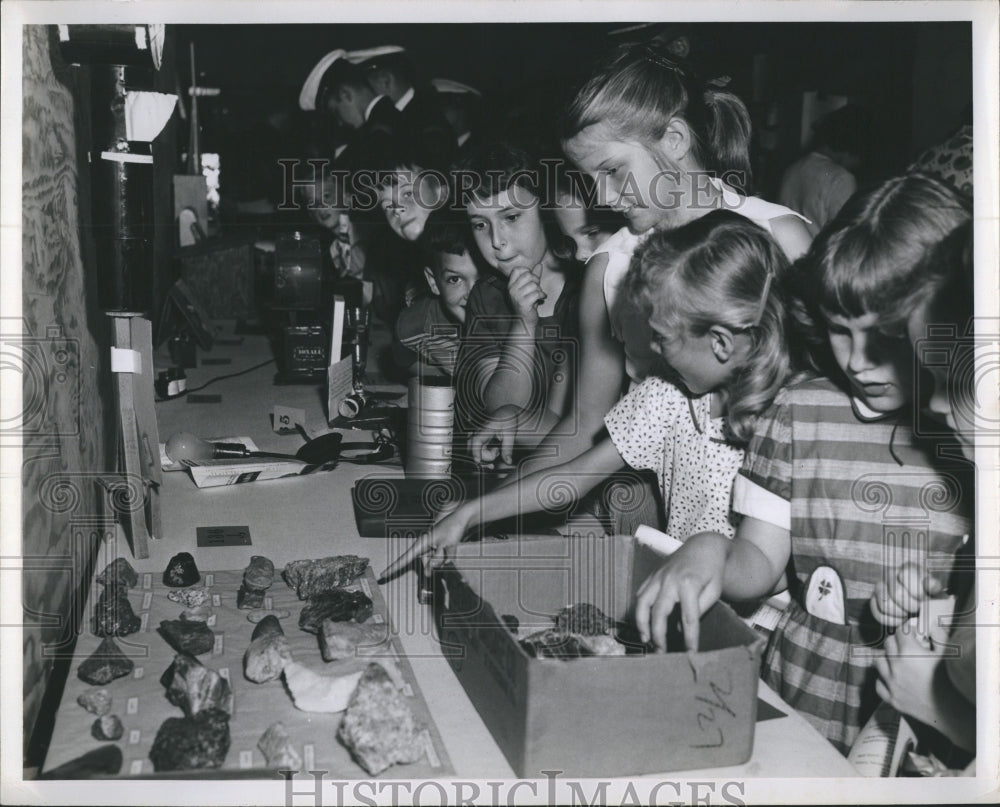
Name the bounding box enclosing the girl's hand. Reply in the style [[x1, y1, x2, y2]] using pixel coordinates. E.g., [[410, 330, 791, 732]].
[[469, 405, 520, 468], [379, 502, 473, 581], [873, 597, 957, 731], [633, 533, 731, 653], [507, 266, 546, 323], [870, 561, 944, 627]]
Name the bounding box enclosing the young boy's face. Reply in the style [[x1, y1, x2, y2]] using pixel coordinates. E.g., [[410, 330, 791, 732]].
[[466, 185, 547, 276], [426, 251, 479, 324], [379, 169, 444, 242], [824, 310, 914, 413]]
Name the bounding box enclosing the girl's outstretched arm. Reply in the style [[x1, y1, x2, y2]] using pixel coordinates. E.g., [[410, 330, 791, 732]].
[[516, 253, 626, 474], [379, 436, 627, 579], [634, 517, 790, 652]]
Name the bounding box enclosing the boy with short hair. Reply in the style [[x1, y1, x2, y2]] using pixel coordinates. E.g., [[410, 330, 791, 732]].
[[392, 212, 481, 378]]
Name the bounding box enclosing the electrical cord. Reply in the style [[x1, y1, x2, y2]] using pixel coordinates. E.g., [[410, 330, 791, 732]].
[[156, 358, 276, 401]]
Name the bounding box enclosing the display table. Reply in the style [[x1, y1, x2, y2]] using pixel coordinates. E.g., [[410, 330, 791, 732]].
[[41, 324, 858, 781]]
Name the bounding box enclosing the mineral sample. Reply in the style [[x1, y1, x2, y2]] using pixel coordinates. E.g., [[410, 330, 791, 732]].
[[159, 619, 215, 656], [180, 606, 213, 623], [257, 722, 302, 771], [554, 603, 614, 636], [91, 714, 124, 741], [161, 653, 234, 718], [40, 745, 123, 779], [77, 637, 134, 685], [92, 587, 141, 638], [236, 585, 265, 610], [519, 628, 594, 659], [337, 663, 425, 775], [77, 688, 112, 717], [167, 586, 211, 608], [148, 708, 231, 772], [299, 589, 373, 634], [319, 619, 386, 661], [96, 558, 138, 589], [579, 634, 627, 656], [243, 615, 292, 683], [163, 552, 200, 587], [243, 555, 275, 591], [282, 556, 369, 599], [283, 661, 365, 713]]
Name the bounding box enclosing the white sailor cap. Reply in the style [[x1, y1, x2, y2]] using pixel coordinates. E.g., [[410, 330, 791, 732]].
[[431, 78, 482, 97], [299, 49, 347, 111], [345, 45, 405, 67]]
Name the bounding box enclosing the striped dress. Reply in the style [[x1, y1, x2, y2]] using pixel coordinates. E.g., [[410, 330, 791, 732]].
[[732, 376, 973, 755]]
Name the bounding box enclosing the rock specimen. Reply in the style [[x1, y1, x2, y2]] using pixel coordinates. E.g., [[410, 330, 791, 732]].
[[298, 589, 373, 634], [243, 555, 275, 591], [236, 586, 265, 610], [319, 619, 386, 661], [40, 745, 123, 779], [180, 606, 213, 623], [163, 552, 200, 587], [282, 661, 365, 713], [148, 708, 231, 772], [91, 714, 124, 741], [337, 663, 425, 775], [579, 634, 627, 656], [91, 587, 141, 638], [243, 615, 292, 683], [554, 603, 614, 636], [77, 637, 134, 685], [159, 619, 215, 656], [161, 653, 234, 718], [282, 556, 369, 599], [77, 688, 112, 717], [519, 629, 594, 659], [167, 586, 211, 608], [257, 722, 302, 771], [96, 558, 138, 589]]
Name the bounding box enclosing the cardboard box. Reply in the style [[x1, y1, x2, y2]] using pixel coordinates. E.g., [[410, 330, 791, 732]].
[[433, 533, 766, 778]]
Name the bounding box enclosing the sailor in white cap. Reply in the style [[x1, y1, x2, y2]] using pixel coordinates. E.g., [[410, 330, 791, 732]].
[[348, 45, 454, 164], [431, 78, 483, 151], [299, 49, 403, 174]]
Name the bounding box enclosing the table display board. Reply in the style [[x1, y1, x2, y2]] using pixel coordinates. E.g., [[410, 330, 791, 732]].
[[42, 563, 453, 779]]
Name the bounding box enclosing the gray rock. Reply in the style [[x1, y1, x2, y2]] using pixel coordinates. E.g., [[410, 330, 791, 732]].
[[163, 552, 200, 587], [161, 653, 234, 718], [91, 714, 124, 741], [148, 708, 230, 772], [159, 619, 215, 656], [258, 722, 302, 771], [282, 556, 369, 600], [243, 555, 275, 591], [337, 663, 425, 775], [319, 619, 387, 661], [236, 585, 264, 610], [77, 688, 112, 717], [92, 587, 141, 638], [299, 589, 373, 634], [243, 617, 292, 683], [96, 558, 138, 589], [77, 638, 134, 685]]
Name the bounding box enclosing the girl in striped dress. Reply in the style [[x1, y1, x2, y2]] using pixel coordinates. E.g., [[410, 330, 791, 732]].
[[634, 173, 974, 755]]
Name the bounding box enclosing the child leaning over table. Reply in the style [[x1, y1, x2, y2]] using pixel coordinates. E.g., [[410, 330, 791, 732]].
[[392, 211, 483, 379], [634, 173, 974, 757]]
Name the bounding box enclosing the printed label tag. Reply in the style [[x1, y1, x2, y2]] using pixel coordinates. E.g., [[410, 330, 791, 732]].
[[264, 596, 273, 610], [213, 634, 224, 655], [207, 614, 217, 628], [140, 612, 149, 632], [205, 574, 215, 587], [219, 667, 230, 680], [141, 592, 152, 610], [303, 744, 315, 771], [142, 573, 152, 589], [129, 730, 141, 745], [129, 760, 144, 776], [133, 667, 144, 680], [127, 697, 138, 715], [239, 750, 254, 769], [212, 594, 222, 607], [373, 613, 384, 624], [402, 683, 414, 698]]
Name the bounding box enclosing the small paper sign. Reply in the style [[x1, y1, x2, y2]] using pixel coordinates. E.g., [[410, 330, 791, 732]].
[[196, 526, 252, 547], [273, 405, 306, 434]]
